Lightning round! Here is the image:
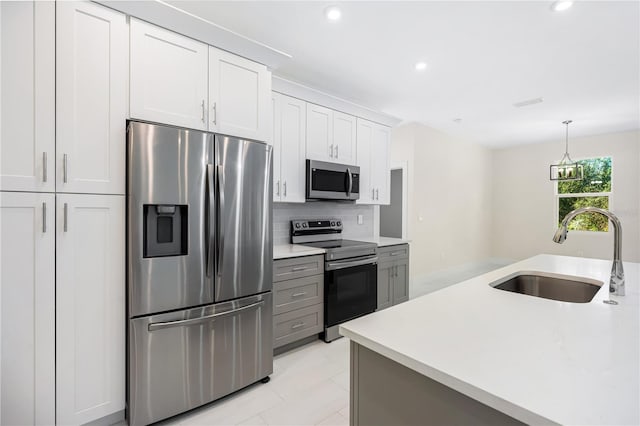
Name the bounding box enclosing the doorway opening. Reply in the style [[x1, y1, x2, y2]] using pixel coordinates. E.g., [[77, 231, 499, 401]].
[[379, 162, 408, 239]]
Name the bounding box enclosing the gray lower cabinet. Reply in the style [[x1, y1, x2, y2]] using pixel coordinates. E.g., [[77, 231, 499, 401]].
[[377, 244, 410, 310], [273, 255, 324, 349]]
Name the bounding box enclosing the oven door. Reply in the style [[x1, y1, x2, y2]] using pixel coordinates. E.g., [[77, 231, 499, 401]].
[[325, 256, 377, 327], [307, 160, 360, 201]]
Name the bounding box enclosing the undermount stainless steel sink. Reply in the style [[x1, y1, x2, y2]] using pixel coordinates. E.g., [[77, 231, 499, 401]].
[[490, 272, 603, 303]]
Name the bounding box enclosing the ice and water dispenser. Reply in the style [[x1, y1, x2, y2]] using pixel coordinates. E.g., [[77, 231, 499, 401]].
[[143, 204, 188, 258]]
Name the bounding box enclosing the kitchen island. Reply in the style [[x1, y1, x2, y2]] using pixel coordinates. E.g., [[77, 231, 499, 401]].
[[339, 254, 639, 425]]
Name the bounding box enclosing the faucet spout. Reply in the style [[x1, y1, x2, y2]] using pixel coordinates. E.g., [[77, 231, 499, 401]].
[[552, 207, 625, 296]]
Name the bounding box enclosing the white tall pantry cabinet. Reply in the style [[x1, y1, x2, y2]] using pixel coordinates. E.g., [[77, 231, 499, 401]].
[[1, 1, 126, 425], [0, 193, 55, 426]]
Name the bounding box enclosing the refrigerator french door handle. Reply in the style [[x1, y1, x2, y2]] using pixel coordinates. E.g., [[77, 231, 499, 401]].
[[206, 164, 214, 277], [147, 300, 265, 332], [216, 164, 225, 277]]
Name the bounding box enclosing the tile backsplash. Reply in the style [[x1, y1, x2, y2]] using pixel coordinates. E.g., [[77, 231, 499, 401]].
[[273, 202, 375, 245]]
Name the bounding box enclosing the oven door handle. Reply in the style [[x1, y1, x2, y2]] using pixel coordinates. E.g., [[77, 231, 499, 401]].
[[326, 256, 378, 271]]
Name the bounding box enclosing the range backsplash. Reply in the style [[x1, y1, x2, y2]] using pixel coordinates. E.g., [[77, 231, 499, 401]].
[[273, 202, 375, 245]]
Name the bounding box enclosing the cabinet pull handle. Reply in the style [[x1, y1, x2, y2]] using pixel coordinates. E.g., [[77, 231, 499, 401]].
[[291, 322, 305, 330], [42, 202, 47, 233], [372, 188, 375, 200], [390, 251, 403, 256], [276, 180, 280, 196], [395, 265, 398, 277], [291, 266, 307, 272], [201, 100, 205, 123], [335, 145, 339, 158], [63, 154, 68, 183], [330, 144, 334, 158], [283, 181, 287, 197], [212, 102, 217, 125], [42, 152, 47, 182], [376, 189, 379, 200], [63, 203, 68, 232], [291, 292, 307, 298]]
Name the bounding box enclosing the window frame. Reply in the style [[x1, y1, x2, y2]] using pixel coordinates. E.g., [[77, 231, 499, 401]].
[[554, 156, 614, 234]]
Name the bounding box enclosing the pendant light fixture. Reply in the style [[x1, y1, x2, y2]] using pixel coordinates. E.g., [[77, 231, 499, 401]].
[[550, 120, 583, 181]]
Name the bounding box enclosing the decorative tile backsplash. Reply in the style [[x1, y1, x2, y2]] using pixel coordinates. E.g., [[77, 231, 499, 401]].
[[273, 202, 375, 245]]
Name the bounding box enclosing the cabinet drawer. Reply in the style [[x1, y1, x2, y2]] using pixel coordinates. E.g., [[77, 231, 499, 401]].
[[274, 274, 324, 315], [273, 304, 323, 348], [273, 255, 324, 282], [378, 244, 409, 262]]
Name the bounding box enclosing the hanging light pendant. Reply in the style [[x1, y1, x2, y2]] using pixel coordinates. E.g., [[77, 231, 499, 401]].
[[550, 120, 583, 181]]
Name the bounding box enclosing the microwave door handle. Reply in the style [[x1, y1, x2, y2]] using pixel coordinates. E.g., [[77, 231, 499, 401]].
[[206, 164, 214, 277], [216, 164, 225, 277], [346, 168, 353, 196]]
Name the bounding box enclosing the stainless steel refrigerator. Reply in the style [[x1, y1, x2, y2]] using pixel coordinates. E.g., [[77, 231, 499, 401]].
[[126, 121, 273, 425]]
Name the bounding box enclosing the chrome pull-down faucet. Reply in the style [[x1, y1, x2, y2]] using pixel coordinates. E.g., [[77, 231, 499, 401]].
[[553, 207, 625, 296]]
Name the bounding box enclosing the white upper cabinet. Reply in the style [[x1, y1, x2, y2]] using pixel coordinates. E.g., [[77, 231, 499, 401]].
[[56, 1, 128, 195], [209, 47, 271, 142], [306, 103, 333, 162], [357, 118, 390, 205], [130, 18, 208, 130], [1, 192, 55, 426], [306, 103, 357, 165], [371, 124, 391, 204], [273, 92, 306, 203], [332, 111, 357, 164], [356, 118, 375, 204], [0, 1, 55, 192], [56, 193, 125, 426]]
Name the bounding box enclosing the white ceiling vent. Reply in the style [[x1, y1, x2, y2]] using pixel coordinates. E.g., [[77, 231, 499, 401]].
[[513, 97, 544, 108]]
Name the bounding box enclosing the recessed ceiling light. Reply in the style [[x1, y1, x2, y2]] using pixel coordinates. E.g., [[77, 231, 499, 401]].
[[414, 61, 428, 71], [325, 6, 341, 21], [551, 1, 573, 12]]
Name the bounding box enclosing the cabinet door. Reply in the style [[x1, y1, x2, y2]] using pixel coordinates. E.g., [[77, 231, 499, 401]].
[[356, 118, 375, 204], [371, 124, 391, 204], [56, 1, 127, 195], [377, 263, 393, 311], [272, 93, 282, 201], [130, 18, 208, 130], [392, 261, 410, 305], [209, 47, 271, 141], [56, 194, 125, 425], [306, 103, 333, 162], [0, 192, 55, 426], [0, 1, 55, 192], [279, 94, 307, 203], [333, 111, 357, 165]]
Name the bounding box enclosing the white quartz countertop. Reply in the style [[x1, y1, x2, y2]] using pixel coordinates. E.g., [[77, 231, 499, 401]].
[[356, 236, 410, 247], [273, 244, 325, 260], [339, 254, 640, 425]]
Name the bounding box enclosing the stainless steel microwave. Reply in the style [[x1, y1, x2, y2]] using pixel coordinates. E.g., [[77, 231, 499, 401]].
[[306, 159, 360, 201]]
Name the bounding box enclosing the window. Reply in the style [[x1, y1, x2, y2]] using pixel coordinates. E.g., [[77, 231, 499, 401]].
[[557, 157, 612, 232]]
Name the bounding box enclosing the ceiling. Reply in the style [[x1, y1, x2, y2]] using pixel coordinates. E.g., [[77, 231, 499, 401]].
[[167, 1, 640, 147]]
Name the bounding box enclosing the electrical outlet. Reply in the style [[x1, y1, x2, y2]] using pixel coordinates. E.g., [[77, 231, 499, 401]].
[[357, 214, 363, 225]]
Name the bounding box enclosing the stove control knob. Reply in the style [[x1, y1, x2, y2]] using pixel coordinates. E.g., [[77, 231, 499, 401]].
[[331, 221, 336, 226], [295, 223, 301, 229], [337, 221, 342, 226], [302, 223, 307, 228]]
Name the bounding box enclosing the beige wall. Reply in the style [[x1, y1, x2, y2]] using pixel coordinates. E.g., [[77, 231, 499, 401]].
[[491, 130, 640, 262], [391, 123, 493, 279]]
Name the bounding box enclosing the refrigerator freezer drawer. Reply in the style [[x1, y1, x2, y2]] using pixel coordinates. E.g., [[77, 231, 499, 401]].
[[128, 292, 273, 425]]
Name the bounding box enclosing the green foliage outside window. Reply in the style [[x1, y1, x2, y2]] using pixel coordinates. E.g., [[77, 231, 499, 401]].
[[557, 157, 611, 232]]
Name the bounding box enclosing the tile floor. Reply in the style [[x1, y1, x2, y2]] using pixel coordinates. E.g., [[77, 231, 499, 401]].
[[158, 338, 350, 426]]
